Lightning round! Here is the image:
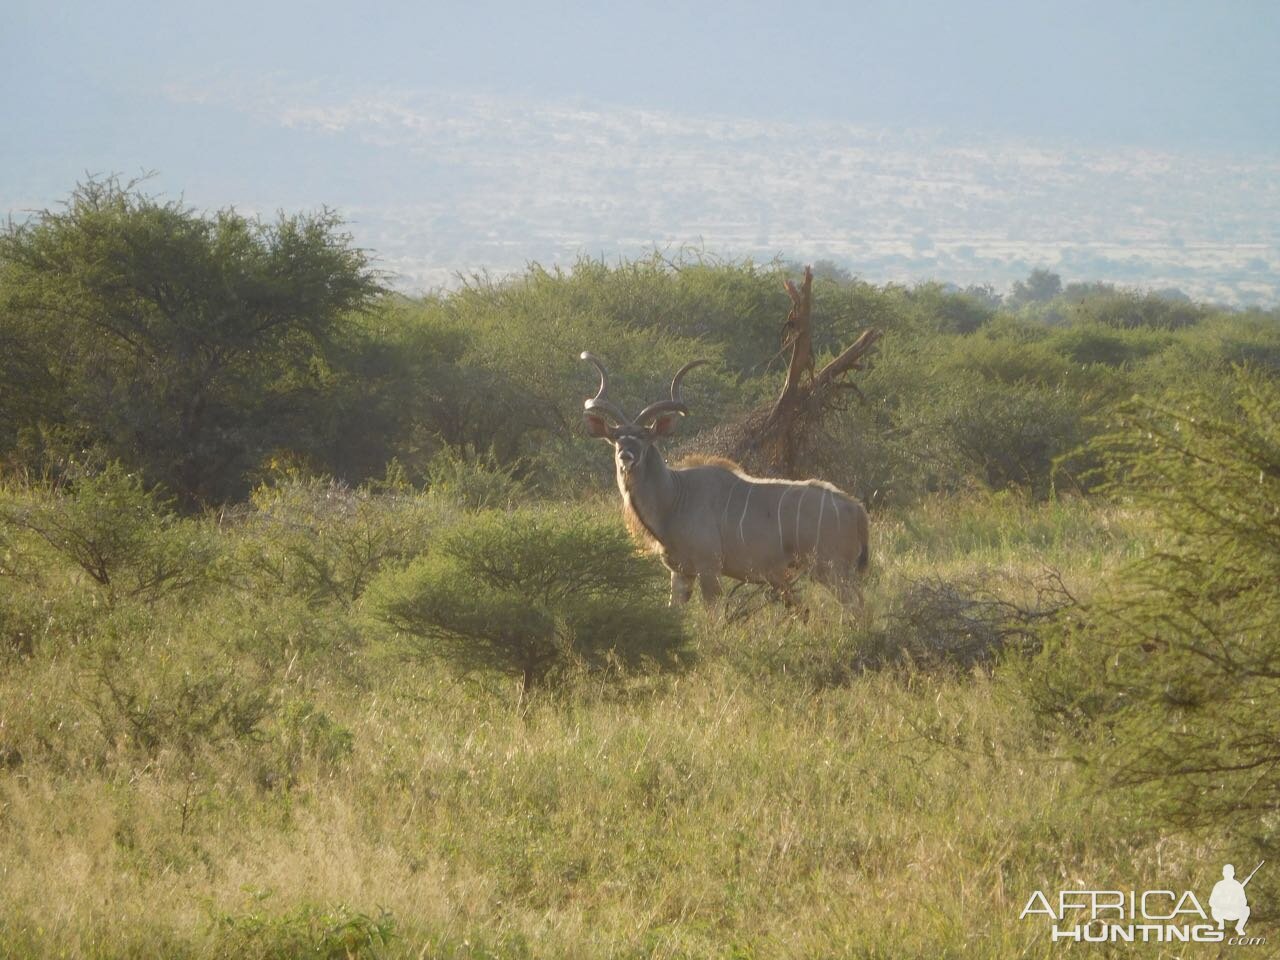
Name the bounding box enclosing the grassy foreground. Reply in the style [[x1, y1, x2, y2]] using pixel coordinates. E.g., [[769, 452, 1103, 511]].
[[0, 495, 1216, 958]]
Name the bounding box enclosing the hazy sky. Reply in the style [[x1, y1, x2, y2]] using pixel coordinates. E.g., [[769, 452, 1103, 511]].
[[4, 1, 1278, 300]]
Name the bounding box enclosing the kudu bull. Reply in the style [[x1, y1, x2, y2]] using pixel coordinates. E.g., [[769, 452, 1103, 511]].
[[581, 352, 869, 607]]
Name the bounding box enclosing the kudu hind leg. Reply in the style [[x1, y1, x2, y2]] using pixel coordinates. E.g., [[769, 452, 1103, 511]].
[[837, 575, 866, 615], [814, 558, 866, 618]]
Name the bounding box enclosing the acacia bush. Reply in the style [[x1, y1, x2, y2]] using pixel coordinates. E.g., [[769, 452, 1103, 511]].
[[1023, 367, 1280, 864], [424, 446, 526, 510], [0, 463, 220, 608], [0, 177, 384, 506], [367, 507, 689, 692], [1045, 322, 1175, 367], [1064, 288, 1212, 330], [897, 375, 1088, 496], [82, 620, 274, 761], [235, 474, 447, 610], [935, 330, 1075, 387]]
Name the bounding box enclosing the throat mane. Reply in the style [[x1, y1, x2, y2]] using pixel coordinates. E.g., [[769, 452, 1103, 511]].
[[619, 464, 664, 551]]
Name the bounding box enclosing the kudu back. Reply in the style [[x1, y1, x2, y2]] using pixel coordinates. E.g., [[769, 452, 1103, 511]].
[[581, 352, 869, 607]]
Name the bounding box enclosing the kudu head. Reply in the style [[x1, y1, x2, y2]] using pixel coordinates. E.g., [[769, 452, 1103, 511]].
[[581, 352, 709, 477]]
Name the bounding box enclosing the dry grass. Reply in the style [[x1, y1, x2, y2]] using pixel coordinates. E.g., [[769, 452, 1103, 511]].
[[0, 493, 1205, 958]]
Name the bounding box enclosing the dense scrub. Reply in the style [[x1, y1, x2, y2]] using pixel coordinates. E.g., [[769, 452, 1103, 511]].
[[6, 180, 1279, 510], [2, 180, 1279, 957]]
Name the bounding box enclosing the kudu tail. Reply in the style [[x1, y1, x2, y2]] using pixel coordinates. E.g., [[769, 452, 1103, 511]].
[[853, 503, 870, 574]]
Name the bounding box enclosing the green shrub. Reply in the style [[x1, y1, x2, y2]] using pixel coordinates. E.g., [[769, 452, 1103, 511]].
[[82, 612, 274, 759], [268, 698, 355, 787], [193, 591, 363, 678], [237, 475, 445, 609], [898, 375, 1088, 496], [208, 899, 394, 960], [1024, 367, 1280, 848], [0, 463, 219, 605], [425, 446, 526, 510], [368, 507, 689, 693], [938, 334, 1072, 387], [1065, 288, 1211, 330], [1169, 313, 1280, 377], [1046, 322, 1174, 367], [906, 281, 997, 334]]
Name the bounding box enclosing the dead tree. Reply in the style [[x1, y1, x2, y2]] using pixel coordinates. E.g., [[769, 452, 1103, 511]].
[[683, 265, 882, 478]]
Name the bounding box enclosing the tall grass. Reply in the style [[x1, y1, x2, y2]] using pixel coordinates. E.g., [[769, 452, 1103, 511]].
[[0, 486, 1204, 958]]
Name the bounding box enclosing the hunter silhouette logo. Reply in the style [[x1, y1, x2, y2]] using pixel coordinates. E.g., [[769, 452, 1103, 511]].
[[1021, 859, 1267, 945], [1211, 862, 1263, 935]]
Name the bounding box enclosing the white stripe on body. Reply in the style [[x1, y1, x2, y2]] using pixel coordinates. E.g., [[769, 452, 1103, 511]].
[[794, 486, 807, 556], [816, 488, 827, 554], [777, 485, 797, 554], [721, 479, 737, 538]]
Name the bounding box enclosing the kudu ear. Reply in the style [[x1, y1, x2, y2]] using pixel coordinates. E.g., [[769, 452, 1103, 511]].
[[649, 414, 680, 437], [584, 413, 614, 439]]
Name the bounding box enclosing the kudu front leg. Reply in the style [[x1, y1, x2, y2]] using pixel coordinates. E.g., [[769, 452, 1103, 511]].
[[669, 571, 695, 606], [698, 573, 722, 606]]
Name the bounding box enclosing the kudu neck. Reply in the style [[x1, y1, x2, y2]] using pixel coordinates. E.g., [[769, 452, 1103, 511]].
[[619, 443, 678, 538]]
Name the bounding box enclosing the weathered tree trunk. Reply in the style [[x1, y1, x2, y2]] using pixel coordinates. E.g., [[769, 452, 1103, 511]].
[[687, 266, 881, 478], [759, 267, 817, 470]]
